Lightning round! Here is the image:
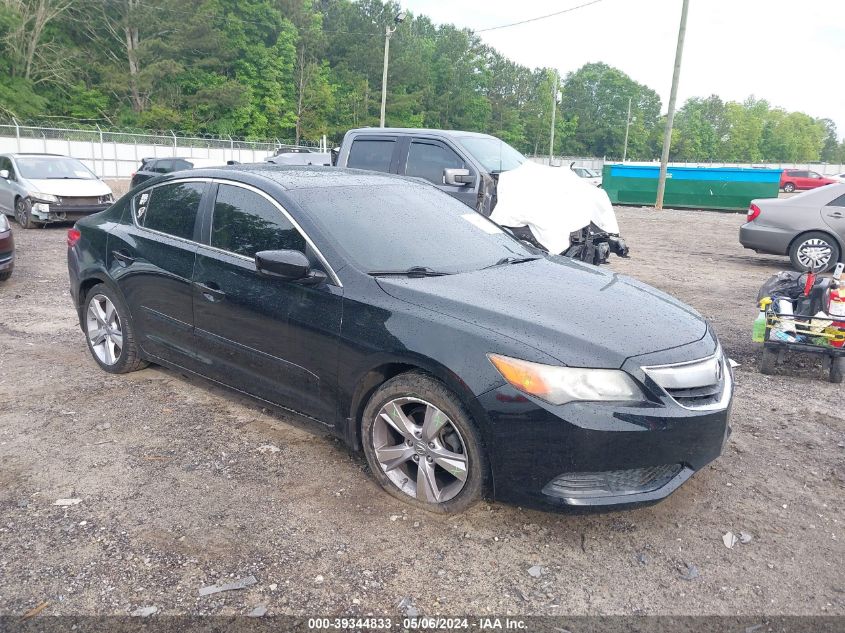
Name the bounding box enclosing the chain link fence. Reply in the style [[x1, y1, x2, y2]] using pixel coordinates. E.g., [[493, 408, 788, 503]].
[[531, 155, 844, 176], [0, 119, 328, 179]]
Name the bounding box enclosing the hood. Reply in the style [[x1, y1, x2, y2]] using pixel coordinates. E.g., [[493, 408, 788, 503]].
[[24, 178, 112, 197], [377, 257, 707, 369], [490, 161, 619, 254]]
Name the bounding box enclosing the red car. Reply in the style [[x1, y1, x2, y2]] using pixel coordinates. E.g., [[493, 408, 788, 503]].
[[0, 212, 13, 281], [779, 169, 836, 193]]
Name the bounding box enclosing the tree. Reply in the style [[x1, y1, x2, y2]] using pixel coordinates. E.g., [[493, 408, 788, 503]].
[[559, 62, 661, 159]]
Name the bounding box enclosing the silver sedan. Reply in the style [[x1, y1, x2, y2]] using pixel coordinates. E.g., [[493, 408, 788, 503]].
[[739, 183, 845, 272]]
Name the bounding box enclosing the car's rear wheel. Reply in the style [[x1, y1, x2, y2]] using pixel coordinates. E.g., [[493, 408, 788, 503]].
[[0, 271, 11, 282], [789, 232, 839, 272], [14, 198, 36, 229], [361, 371, 487, 513], [783, 182, 796, 193], [83, 284, 148, 374]]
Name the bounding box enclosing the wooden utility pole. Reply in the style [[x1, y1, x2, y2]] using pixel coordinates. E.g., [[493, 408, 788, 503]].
[[655, 0, 690, 210]]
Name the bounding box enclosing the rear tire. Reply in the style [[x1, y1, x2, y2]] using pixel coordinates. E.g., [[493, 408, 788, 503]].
[[789, 231, 839, 273], [783, 182, 796, 193], [760, 347, 777, 375], [0, 271, 10, 282], [82, 283, 148, 374], [361, 371, 488, 514]]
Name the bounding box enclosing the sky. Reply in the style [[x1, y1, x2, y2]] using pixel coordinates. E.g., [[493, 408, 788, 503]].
[[401, 0, 845, 136]]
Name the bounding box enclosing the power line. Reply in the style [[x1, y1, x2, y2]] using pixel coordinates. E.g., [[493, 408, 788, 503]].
[[476, 0, 607, 33]]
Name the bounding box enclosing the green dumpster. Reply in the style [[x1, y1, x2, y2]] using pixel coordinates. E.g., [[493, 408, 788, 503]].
[[601, 165, 781, 211]]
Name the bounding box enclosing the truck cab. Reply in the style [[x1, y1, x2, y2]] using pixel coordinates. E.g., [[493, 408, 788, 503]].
[[335, 128, 522, 216]]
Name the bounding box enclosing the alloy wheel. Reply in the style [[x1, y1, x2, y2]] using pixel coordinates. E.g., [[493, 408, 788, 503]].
[[371, 397, 469, 503], [86, 294, 124, 365], [15, 199, 30, 228], [796, 238, 832, 271]]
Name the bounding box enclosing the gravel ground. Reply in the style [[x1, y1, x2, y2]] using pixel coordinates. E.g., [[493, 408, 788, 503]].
[[0, 205, 843, 620]]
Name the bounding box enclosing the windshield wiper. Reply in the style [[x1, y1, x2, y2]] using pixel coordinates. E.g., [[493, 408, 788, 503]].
[[483, 256, 540, 269], [368, 266, 451, 278]]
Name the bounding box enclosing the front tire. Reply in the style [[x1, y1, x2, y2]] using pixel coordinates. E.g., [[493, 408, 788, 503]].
[[760, 346, 777, 375], [15, 197, 36, 229], [789, 231, 839, 272], [82, 283, 148, 374], [361, 371, 488, 513], [0, 271, 10, 282], [783, 182, 796, 193]]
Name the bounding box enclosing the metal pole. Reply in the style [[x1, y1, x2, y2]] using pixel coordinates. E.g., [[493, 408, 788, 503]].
[[622, 96, 632, 162], [96, 124, 104, 176], [380, 25, 394, 128], [13, 118, 20, 152], [549, 71, 558, 166], [171, 131, 177, 157], [655, 0, 689, 210]]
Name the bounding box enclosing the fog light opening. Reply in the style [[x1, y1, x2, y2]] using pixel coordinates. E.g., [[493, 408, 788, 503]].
[[542, 463, 684, 500]]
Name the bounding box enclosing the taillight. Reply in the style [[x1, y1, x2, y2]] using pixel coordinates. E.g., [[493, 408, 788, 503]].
[[747, 203, 761, 222], [67, 228, 81, 248]]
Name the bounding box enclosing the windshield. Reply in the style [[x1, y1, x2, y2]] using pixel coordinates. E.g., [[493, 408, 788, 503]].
[[15, 156, 97, 180], [457, 136, 526, 173], [289, 183, 534, 274]]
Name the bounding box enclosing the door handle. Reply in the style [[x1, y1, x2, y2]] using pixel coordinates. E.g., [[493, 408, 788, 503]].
[[830, 212, 844, 218], [112, 250, 135, 266], [195, 281, 226, 302]]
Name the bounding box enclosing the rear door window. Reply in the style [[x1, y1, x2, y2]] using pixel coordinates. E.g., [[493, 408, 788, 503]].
[[135, 181, 205, 240], [347, 139, 395, 172], [405, 141, 466, 184], [211, 184, 306, 258], [828, 194, 845, 207]]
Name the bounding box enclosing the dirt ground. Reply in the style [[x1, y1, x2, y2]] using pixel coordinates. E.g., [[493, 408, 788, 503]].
[[0, 204, 843, 620]]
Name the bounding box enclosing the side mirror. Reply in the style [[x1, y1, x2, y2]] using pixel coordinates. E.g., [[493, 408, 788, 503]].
[[255, 249, 326, 285], [444, 168, 473, 186], [330, 147, 340, 167], [0, 170, 8, 179]]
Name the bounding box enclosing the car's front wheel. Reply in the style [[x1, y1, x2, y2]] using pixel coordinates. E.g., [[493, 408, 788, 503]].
[[361, 371, 488, 513], [789, 232, 840, 272], [783, 182, 796, 193], [15, 198, 36, 229], [83, 284, 148, 374]]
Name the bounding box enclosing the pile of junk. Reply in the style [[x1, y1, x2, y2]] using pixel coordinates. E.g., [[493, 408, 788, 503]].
[[753, 263, 845, 383]]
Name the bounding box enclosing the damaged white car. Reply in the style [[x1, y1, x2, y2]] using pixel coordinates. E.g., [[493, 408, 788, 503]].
[[335, 128, 628, 265], [0, 153, 114, 228]]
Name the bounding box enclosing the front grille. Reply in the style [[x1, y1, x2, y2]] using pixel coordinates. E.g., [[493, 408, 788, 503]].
[[543, 463, 683, 499], [643, 349, 730, 410], [58, 196, 101, 206]]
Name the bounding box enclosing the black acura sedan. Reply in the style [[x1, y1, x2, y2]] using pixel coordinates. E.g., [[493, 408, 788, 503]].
[[67, 166, 732, 513]]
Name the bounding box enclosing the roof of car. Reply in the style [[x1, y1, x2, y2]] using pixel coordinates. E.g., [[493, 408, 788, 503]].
[[4, 153, 67, 157], [347, 127, 495, 140], [187, 164, 423, 191]]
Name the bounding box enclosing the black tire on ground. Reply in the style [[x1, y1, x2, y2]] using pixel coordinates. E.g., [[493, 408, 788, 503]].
[[0, 271, 10, 282], [788, 231, 840, 273], [783, 182, 796, 193], [82, 283, 148, 374], [830, 357, 845, 384], [361, 370, 488, 514], [14, 197, 36, 229], [760, 346, 777, 375]]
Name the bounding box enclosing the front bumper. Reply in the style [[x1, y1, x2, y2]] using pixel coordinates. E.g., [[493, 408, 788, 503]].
[[0, 229, 14, 274], [480, 338, 733, 511], [739, 222, 794, 256], [31, 202, 111, 223]]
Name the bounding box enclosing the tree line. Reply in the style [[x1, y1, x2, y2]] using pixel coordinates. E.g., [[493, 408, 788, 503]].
[[1, 0, 843, 163]]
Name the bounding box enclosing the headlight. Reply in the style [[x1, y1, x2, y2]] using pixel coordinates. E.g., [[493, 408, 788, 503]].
[[29, 191, 58, 203], [0, 214, 9, 230], [99, 193, 114, 203], [488, 354, 644, 405]]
